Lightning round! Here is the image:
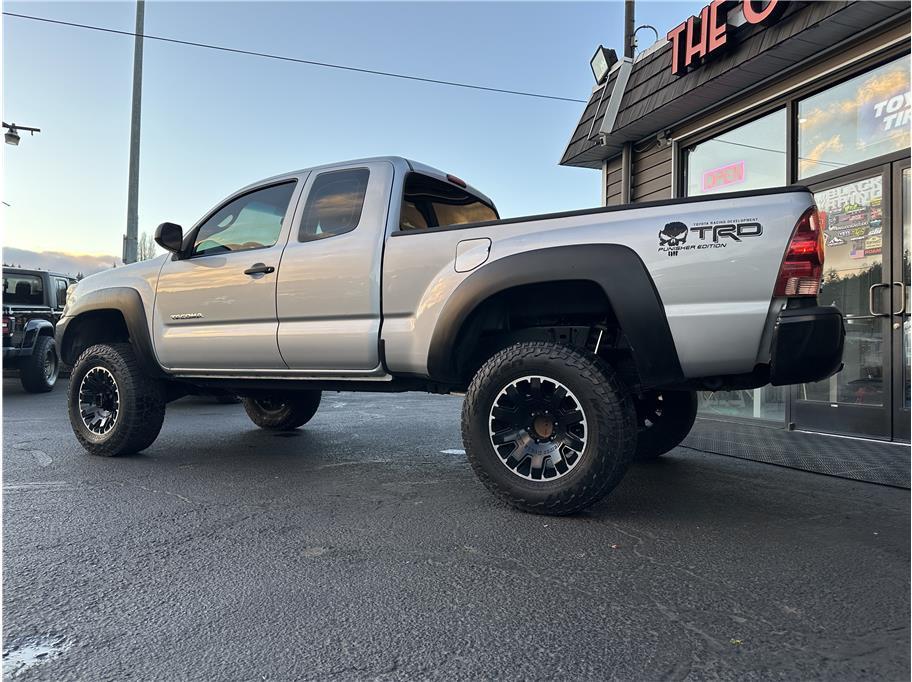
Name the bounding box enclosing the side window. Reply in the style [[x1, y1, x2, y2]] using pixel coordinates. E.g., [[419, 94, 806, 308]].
[[299, 168, 370, 241], [192, 182, 296, 257], [399, 173, 498, 231], [2, 274, 44, 305], [54, 278, 69, 308]]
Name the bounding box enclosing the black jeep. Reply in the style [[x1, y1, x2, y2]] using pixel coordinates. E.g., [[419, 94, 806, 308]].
[[3, 267, 75, 392]]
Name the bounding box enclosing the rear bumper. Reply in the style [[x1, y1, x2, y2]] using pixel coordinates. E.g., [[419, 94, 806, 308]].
[[769, 306, 845, 386]]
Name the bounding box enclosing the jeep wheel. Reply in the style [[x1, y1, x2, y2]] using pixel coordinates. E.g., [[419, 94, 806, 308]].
[[634, 390, 698, 461], [462, 342, 637, 516], [243, 392, 322, 430], [68, 343, 166, 456], [20, 335, 59, 393]]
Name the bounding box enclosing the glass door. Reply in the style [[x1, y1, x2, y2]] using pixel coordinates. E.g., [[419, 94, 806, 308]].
[[891, 160, 910, 441], [793, 168, 892, 438]]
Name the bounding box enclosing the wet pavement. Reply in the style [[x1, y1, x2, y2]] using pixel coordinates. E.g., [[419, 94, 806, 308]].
[[3, 378, 910, 680]]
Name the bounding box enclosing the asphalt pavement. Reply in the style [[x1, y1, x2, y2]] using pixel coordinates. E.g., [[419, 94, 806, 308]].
[[2, 378, 910, 680]]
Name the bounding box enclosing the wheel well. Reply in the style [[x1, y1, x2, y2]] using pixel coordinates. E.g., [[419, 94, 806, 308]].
[[61, 310, 130, 365], [450, 280, 638, 387]]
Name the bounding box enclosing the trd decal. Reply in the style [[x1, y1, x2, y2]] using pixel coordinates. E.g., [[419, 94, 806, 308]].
[[658, 219, 763, 256], [659, 222, 688, 247]]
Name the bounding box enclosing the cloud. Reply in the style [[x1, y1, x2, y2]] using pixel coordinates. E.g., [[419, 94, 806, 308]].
[[1, 247, 121, 276]]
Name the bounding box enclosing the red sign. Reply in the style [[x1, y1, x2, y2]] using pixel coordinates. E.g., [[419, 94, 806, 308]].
[[667, 0, 784, 76], [702, 160, 745, 192]]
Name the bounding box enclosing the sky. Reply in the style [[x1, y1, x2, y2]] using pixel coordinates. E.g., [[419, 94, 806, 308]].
[[2, 0, 705, 272]]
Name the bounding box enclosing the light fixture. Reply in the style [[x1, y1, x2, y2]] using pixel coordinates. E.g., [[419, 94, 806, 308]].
[[3, 122, 41, 146], [590, 45, 618, 84]]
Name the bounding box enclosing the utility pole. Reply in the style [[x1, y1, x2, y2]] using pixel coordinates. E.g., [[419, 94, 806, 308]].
[[123, 0, 144, 265], [624, 0, 636, 59]]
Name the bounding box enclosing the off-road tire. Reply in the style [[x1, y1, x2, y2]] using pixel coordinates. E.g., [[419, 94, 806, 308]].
[[68, 343, 166, 456], [243, 392, 322, 430], [20, 335, 59, 393], [634, 390, 698, 461], [462, 341, 637, 516]]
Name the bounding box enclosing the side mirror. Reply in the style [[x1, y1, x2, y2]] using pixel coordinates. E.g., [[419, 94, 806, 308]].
[[155, 222, 184, 255]]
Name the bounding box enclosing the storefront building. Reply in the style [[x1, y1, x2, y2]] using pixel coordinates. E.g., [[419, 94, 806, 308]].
[[561, 0, 910, 441]]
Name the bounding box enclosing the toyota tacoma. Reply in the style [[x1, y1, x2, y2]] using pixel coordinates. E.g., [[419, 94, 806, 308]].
[[57, 157, 844, 514]]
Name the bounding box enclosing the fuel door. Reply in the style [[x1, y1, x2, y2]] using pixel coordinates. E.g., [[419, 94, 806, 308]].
[[454, 238, 492, 273]]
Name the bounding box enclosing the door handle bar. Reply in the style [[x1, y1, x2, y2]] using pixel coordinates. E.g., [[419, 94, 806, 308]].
[[893, 282, 906, 315], [244, 263, 275, 276], [869, 283, 890, 317]]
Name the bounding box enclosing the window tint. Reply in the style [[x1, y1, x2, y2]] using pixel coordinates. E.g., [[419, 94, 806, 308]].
[[684, 109, 786, 196], [192, 182, 296, 257], [798, 55, 911, 179], [299, 169, 370, 241], [400, 173, 498, 231], [54, 278, 70, 308], [2, 274, 44, 306]]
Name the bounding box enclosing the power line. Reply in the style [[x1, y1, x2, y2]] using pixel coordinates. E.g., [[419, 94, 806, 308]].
[[3, 11, 587, 104]]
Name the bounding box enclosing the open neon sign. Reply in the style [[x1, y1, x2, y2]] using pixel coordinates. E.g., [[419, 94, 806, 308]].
[[702, 160, 746, 193], [667, 0, 785, 76]]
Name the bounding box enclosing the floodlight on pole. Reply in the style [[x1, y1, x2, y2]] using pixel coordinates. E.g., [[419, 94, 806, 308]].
[[2, 122, 40, 146]]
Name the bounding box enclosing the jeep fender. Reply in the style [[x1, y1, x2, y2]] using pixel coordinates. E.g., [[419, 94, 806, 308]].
[[426, 244, 683, 388], [57, 287, 164, 376], [21, 318, 54, 350]]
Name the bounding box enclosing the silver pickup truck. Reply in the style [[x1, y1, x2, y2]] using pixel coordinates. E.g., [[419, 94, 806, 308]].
[[58, 157, 844, 514]]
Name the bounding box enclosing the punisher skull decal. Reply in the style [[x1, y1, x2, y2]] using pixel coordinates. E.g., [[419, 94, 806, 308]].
[[659, 221, 688, 247]]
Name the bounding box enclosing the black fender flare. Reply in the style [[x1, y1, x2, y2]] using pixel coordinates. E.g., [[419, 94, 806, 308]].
[[426, 244, 683, 388], [21, 318, 54, 350], [56, 287, 164, 376]]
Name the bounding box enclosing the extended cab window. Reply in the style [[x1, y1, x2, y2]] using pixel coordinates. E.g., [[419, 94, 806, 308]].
[[192, 182, 296, 257], [400, 173, 498, 231], [2, 274, 44, 306], [299, 168, 370, 241]]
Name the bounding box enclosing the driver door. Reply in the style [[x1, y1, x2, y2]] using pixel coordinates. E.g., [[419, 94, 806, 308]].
[[153, 178, 303, 371]]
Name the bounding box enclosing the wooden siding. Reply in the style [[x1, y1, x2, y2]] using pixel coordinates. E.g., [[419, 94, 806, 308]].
[[604, 156, 624, 206]]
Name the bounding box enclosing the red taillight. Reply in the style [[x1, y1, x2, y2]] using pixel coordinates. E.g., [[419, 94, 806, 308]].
[[774, 206, 825, 297], [2, 316, 10, 335]]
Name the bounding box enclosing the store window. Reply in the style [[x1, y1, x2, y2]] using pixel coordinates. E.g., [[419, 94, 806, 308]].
[[798, 55, 911, 179], [684, 109, 786, 196], [698, 386, 785, 423]]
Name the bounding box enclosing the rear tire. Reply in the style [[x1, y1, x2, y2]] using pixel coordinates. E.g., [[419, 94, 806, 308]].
[[19, 335, 59, 393], [68, 343, 166, 456], [462, 341, 637, 516], [243, 392, 322, 430], [633, 390, 698, 461]]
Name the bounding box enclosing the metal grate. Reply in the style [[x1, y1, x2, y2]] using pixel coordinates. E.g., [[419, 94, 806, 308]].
[[683, 418, 911, 488]]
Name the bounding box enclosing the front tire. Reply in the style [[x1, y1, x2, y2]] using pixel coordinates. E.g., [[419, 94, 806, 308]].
[[462, 342, 637, 516], [633, 390, 698, 461], [243, 392, 322, 430], [19, 335, 59, 393], [68, 343, 166, 456]]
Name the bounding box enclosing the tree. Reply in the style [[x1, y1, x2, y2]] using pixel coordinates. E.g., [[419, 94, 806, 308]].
[[137, 232, 158, 261]]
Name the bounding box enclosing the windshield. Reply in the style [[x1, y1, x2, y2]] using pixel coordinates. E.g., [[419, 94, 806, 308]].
[[2, 273, 44, 306]]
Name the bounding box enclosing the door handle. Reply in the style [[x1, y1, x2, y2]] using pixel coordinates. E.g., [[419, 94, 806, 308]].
[[244, 263, 275, 276], [869, 283, 890, 316], [893, 282, 906, 315]]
